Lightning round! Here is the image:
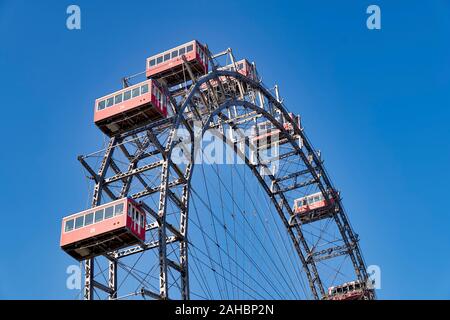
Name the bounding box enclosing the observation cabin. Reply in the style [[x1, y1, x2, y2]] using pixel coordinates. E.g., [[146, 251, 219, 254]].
[[146, 40, 208, 87], [327, 280, 373, 300], [60, 198, 146, 261], [291, 189, 338, 225], [251, 113, 301, 150], [94, 79, 169, 137], [199, 59, 257, 91]]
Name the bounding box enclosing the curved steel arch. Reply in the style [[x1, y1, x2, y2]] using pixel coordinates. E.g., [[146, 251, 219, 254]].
[[199, 99, 325, 298], [80, 58, 372, 300]]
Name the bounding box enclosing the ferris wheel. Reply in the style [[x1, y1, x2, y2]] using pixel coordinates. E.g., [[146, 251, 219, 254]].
[[60, 40, 374, 300]]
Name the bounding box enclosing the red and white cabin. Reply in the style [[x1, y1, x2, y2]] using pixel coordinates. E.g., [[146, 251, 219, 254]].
[[251, 113, 301, 150], [293, 190, 335, 214], [94, 79, 169, 137], [291, 190, 337, 224], [146, 40, 208, 87], [200, 59, 257, 90], [327, 281, 369, 300], [222, 59, 257, 80], [60, 198, 146, 261]]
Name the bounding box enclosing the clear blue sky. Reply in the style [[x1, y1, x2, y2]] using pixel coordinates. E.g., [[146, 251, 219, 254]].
[[0, 0, 449, 299]]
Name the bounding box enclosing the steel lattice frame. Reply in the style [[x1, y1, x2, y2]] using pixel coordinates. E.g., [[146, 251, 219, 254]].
[[77, 47, 373, 300]]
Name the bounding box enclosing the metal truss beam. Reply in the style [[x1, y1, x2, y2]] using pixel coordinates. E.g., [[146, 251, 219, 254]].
[[274, 167, 318, 183], [113, 236, 178, 259], [272, 176, 319, 194], [104, 160, 164, 184], [130, 178, 184, 199], [93, 279, 114, 295], [308, 243, 357, 263], [140, 288, 162, 300]]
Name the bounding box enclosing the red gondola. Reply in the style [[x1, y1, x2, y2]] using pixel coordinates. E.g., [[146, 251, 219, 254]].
[[291, 190, 337, 224], [200, 59, 257, 90], [327, 281, 370, 300], [60, 198, 146, 261], [251, 113, 301, 150], [146, 40, 208, 87], [94, 79, 169, 136]]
